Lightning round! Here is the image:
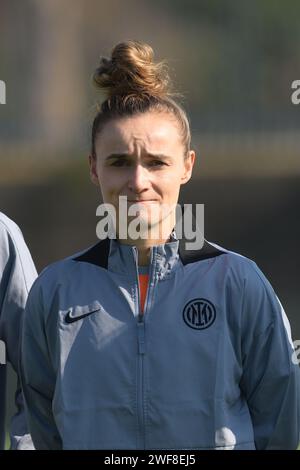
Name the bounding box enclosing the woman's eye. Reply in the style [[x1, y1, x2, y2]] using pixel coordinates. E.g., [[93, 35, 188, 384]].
[[149, 160, 167, 167], [110, 160, 129, 167]]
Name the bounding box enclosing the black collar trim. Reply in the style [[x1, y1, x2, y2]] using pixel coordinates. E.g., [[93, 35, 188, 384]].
[[74, 238, 110, 268], [73, 237, 225, 268], [178, 238, 225, 265]]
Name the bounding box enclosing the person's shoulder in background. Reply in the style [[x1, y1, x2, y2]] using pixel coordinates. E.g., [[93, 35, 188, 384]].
[[0, 211, 37, 450], [0, 211, 37, 290]]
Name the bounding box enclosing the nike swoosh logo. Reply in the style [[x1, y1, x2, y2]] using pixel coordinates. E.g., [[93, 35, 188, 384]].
[[65, 307, 101, 324]]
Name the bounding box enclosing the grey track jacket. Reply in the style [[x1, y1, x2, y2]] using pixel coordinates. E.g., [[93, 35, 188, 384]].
[[0, 212, 37, 449], [21, 233, 300, 450]]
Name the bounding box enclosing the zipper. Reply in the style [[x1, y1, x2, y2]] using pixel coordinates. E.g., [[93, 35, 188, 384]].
[[133, 246, 157, 449], [133, 246, 146, 449], [137, 320, 145, 449]]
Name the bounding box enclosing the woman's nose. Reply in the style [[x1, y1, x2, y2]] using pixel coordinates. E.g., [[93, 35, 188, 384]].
[[127, 164, 151, 193]]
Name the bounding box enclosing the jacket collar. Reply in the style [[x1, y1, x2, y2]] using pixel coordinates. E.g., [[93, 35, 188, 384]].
[[74, 227, 226, 274], [107, 231, 180, 278]]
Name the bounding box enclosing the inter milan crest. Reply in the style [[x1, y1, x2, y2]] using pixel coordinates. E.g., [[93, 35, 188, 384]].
[[183, 298, 216, 330]]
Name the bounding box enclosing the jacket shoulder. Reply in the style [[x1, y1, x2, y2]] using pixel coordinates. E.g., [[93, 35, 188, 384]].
[[30, 241, 103, 293], [0, 212, 24, 247], [197, 241, 279, 305]]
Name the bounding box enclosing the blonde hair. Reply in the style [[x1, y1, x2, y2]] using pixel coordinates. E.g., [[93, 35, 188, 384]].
[[91, 40, 191, 157]]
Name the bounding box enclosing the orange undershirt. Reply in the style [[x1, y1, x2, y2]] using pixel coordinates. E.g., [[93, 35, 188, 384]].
[[138, 273, 149, 314]]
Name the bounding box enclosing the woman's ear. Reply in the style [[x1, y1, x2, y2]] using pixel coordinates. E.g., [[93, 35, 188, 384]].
[[181, 150, 196, 185], [89, 154, 100, 186]]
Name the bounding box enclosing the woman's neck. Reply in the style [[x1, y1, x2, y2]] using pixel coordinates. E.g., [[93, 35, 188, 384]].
[[118, 235, 173, 266], [117, 215, 176, 265], [136, 246, 151, 266]]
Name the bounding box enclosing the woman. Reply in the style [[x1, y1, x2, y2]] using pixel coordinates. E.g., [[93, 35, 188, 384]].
[[20, 40, 300, 450]]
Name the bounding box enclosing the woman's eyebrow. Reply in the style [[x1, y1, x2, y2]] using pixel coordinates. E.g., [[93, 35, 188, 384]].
[[145, 153, 173, 160], [105, 152, 172, 161], [105, 153, 130, 161]]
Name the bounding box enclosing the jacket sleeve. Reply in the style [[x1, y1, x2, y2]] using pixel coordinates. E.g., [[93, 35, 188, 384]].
[[0, 219, 37, 450], [239, 261, 300, 450], [20, 277, 62, 450]]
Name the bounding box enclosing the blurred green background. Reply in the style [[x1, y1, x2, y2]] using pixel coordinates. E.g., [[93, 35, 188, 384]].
[[1, 0, 300, 448]]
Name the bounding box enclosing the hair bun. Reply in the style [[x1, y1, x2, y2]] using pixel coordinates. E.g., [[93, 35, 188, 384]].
[[93, 40, 172, 99]]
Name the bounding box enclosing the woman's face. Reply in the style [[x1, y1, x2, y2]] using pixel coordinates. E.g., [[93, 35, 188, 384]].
[[89, 111, 195, 242]]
